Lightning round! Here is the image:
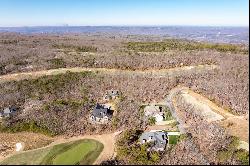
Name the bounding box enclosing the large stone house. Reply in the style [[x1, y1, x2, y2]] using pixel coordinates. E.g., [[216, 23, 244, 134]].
[[90, 103, 113, 123], [139, 131, 168, 151]]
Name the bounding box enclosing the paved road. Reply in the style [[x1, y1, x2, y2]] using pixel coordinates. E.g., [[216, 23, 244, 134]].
[[165, 86, 190, 134]]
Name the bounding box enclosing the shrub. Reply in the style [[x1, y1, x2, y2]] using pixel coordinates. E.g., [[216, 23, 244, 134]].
[[148, 117, 156, 125], [139, 105, 146, 116], [178, 133, 190, 141], [217, 150, 234, 162], [164, 107, 173, 121], [116, 129, 162, 165], [0, 120, 54, 136], [43, 98, 87, 112], [53, 44, 97, 52], [112, 117, 118, 128], [217, 136, 249, 164], [235, 150, 249, 165], [48, 58, 66, 69], [170, 121, 179, 127], [1, 39, 19, 44]]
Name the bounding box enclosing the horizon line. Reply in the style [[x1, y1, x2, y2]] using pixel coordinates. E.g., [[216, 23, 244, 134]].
[[0, 25, 249, 28]]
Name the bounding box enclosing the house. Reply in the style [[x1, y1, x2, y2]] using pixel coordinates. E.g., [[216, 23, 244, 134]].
[[90, 103, 113, 123], [0, 106, 18, 118], [139, 131, 168, 151], [144, 104, 164, 122], [103, 90, 119, 101]]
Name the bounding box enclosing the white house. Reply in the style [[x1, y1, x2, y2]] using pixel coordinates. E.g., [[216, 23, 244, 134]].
[[144, 104, 164, 122]]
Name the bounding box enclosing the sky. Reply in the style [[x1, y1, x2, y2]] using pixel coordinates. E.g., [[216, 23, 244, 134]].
[[0, 0, 249, 27]]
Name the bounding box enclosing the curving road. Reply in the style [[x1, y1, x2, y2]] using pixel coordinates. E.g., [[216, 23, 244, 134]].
[[165, 86, 249, 149], [165, 86, 189, 133]]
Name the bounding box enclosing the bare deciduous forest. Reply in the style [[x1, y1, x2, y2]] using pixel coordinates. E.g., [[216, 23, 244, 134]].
[[0, 33, 248, 164]]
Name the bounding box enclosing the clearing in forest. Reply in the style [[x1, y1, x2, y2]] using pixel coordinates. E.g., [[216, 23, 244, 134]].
[[0, 64, 217, 83], [169, 87, 249, 146]]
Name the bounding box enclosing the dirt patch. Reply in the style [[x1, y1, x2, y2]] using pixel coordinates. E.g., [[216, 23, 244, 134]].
[[183, 89, 249, 143], [0, 64, 218, 83], [169, 87, 249, 144], [179, 92, 224, 122], [220, 115, 249, 143], [186, 90, 234, 118], [145, 124, 178, 132], [155, 120, 176, 125]]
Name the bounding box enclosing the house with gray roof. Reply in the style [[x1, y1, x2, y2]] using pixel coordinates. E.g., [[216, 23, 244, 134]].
[[0, 106, 18, 118], [139, 131, 168, 151], [90, 103, 113, 123]]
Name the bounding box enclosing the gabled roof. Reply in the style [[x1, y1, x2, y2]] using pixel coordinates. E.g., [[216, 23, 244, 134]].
[[0, 106, 18, 117], [140, 131, 166, 142], [139, 131, 167, 149], [3, 106, 17, 114], [92, 103, 112, 118], [3, 108, 11, 114]]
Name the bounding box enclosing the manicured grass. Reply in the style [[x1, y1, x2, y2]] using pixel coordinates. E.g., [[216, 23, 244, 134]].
[[0, 139, 103, 165], [168, 135, 179, 145], [0, 146, 53, 165], [52, 140, 101, 165]]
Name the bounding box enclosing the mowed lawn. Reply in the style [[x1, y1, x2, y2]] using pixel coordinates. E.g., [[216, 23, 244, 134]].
[[51, 140, 103, 165], [0, 146, 53, 165], [0, 139, 104, 165], [168, 135, 179, 145]]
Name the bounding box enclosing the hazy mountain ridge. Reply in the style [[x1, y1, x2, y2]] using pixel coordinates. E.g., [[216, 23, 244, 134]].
[[0, 26, 248, 44]]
